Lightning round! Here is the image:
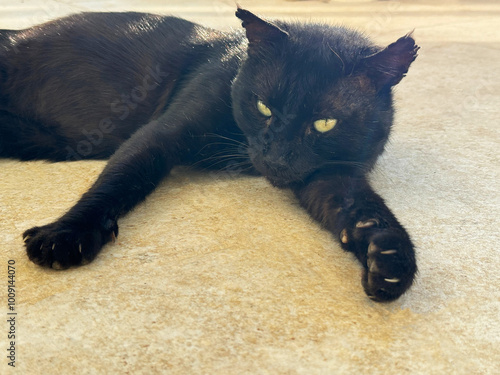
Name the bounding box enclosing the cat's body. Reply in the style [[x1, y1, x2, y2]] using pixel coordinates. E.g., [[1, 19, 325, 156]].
[[0, 9, 418, 301]]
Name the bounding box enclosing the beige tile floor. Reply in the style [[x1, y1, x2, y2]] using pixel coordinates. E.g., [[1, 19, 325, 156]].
[[1, 1, 499, 373]]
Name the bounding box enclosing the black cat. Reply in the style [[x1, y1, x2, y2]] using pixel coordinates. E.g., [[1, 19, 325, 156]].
[[0, 8, 418, 302]]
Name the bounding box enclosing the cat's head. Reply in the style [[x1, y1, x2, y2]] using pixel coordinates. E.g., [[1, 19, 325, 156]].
[[232, 8, 418, 187]]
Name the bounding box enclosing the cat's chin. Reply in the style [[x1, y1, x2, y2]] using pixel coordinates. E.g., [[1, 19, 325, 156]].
[[253, 163, 306, 189], [263, 174, 303, 189], [249, 156, 306, 188], [265, 176, 291, 189], [251, 161, 297, 188]]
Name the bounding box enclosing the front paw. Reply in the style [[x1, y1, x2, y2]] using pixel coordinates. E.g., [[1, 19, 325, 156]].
[[361, 231, 417, 302], [339, 218, 417, 302], [23, 218, 118, 269]]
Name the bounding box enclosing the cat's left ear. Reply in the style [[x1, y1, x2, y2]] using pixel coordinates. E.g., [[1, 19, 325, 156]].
[[236, 7, 288, 54], [361, 33, 419, 91]]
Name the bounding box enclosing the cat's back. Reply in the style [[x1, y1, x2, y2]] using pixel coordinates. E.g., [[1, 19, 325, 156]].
[[0, 12, 238, 135], [1, 12, 207, 77], [2, 12, 196, 50]]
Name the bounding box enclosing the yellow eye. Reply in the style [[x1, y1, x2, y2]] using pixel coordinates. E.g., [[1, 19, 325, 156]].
[[257, 100, 272, 117], [313, 119, 337, 133]]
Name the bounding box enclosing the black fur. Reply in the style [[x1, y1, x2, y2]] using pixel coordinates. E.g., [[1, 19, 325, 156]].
[[0, 9, 418, 302]]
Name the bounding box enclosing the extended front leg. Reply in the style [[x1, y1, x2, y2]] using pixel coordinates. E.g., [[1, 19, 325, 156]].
[[22, 57, 242, 269], [294, 174, 417, 302], [23, 120, 178, 268]]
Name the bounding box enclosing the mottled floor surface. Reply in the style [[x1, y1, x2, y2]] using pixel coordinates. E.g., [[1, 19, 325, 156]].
[[1, 1, 499, 373]]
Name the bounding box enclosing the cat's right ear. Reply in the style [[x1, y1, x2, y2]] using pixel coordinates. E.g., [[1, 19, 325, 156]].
[[235, 7, 288, 54], [361, 33, 419, 91]]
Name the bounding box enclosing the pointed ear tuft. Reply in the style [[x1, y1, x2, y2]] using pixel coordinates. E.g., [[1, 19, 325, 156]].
[[235, 7, 288, 53], [362, 33, 419, 91]]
